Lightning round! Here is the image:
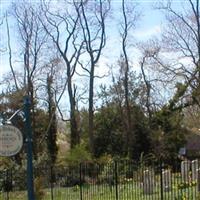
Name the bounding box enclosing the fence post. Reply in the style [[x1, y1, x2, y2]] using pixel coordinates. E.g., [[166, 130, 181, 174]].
[[160, 160, 164, 200], [50, 166, 54, 200], [114, 161, 118, 200], [80, 163, 83, 200]]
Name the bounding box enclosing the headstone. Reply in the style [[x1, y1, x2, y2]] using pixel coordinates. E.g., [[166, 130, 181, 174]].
[[162, 169, 171, 192], [191, 159, 198, 181], [143, 169, 154, 194], [181, 160, 191, 183], [197, 169, 200, 191]]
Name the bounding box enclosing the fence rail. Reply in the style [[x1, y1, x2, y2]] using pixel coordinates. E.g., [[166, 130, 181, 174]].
[[0, 159, 200, 200]]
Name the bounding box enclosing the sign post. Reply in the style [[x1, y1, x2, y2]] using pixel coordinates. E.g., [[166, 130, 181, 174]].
[[24, 96, 35, 200], [0, 96, 35, 200]]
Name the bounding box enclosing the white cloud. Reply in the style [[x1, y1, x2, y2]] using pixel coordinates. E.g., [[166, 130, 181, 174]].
[[134, 25, 162, 39]]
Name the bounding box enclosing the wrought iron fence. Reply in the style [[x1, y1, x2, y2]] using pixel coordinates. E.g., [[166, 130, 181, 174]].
[[0, 159, 200, 200]]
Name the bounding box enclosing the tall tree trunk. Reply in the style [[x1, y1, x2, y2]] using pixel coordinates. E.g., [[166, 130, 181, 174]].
[[121, 0, 133, 156], [68, 72, 79, 148], [47, 75, 58, 164], [88, 63, 94, 153]]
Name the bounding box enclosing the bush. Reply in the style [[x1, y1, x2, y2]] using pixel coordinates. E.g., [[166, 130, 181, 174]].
[[65, 143, 92, 166]]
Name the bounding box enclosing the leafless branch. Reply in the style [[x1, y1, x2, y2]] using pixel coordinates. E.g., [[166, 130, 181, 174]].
[[6, 12, 19, 90]]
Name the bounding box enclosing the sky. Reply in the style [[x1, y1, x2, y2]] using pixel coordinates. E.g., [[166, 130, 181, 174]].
[[0, 0, 166, 76], [0, 0, 185, 113]]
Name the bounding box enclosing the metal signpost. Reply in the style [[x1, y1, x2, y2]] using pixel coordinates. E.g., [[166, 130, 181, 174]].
[[24, 96, 35, 200], [0, 96, 35, 200]]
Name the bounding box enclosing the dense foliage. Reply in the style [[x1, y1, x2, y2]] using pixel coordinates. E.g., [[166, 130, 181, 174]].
[[1, 0, 200, 168]]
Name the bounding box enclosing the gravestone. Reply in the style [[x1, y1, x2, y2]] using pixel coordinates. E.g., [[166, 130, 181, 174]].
[[181, 160, 190, 182], [143, 169, 154, 194], [191, 159, 198, 181], [197, 169, 200, 191], [162, 169, 171, 192]]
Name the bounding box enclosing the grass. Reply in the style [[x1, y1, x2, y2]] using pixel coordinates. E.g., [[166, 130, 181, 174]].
[[1, 171, 200, 200], [1, 180, 200, 200]]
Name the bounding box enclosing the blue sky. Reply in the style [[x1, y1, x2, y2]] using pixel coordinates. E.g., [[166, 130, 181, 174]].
[[0, 0, 187, 114], [0, 0, 183, 88]]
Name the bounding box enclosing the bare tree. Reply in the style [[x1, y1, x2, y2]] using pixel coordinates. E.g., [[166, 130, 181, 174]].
[[0, 15, 6, 53], [118, 0, 139, 156], [5, 12, 19, 90], [76, 0, 110, 154], [138, 39, 182, 112], [41, 1, 84, 148], [140, 54, 152, 120], [155, 0, 200, 108], [11, 2, 48, 158], [138, 40, 164, 119]]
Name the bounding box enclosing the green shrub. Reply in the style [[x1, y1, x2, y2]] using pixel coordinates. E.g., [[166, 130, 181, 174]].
[[65, 143, 92, 166]]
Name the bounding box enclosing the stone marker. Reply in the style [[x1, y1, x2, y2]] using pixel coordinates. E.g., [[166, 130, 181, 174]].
[[162, 169, 171, 192], [143, 169, 154, 194], [197, 169, 200, 191], [181, 160, 190, 183], [191, 159, 198, 181]]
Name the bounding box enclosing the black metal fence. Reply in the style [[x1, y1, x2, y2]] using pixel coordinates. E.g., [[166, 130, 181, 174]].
[[0, 159, 200, 200]]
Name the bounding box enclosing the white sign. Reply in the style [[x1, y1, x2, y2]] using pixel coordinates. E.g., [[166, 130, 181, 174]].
[[0, 125, 23, 157]]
